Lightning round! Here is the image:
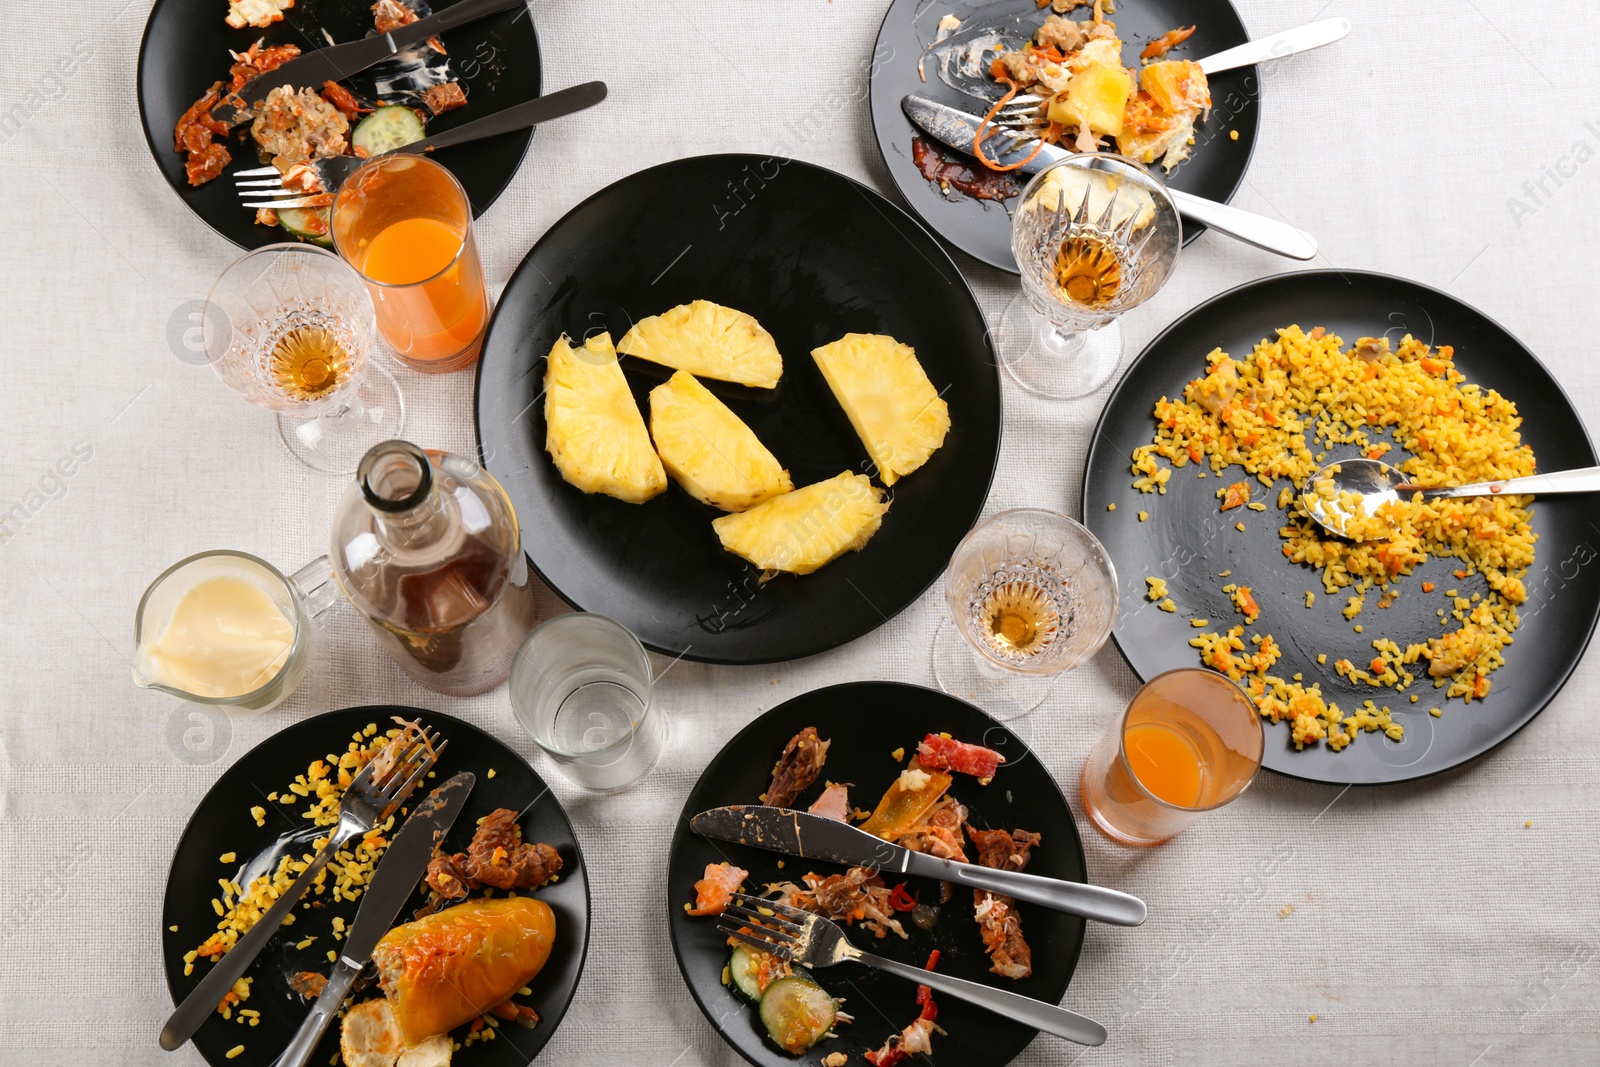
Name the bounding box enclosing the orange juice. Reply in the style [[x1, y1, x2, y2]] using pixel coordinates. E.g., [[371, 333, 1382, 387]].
[[363, 217, 462, 284], [332, 155, 489, 372], [1124, 721, 1202, 807], [358, 217, 487, 364], [1081, 668, 1264, 846]]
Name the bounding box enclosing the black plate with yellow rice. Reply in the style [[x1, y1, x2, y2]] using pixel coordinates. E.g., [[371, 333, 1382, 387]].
[[160, 706, 588, 1067], [1084, 270, 1600, 786]]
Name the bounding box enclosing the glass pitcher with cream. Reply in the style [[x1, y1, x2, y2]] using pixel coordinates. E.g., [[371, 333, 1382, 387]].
[[133, 551, 337, 712]]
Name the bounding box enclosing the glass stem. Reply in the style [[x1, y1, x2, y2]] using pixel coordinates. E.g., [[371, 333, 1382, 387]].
[[1039, 318, 1089, 359]]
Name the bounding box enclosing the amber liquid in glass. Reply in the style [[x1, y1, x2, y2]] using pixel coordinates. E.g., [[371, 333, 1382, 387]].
[[363, 541, 537, 694], [977, 580, 1061, 657], [334, 442, 540, 696], [1054, 234, 1122, 307], [269, 324, 350, 401]]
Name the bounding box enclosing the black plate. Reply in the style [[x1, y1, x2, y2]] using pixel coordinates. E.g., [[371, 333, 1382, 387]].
[[136, 0, 541, 249], [666, 681, 1089, 1067], [869, 0, 1259, 272], [474, 154, 1003, 664], [1082, 270, 1600, 785], [161, 706, 588, 1067]]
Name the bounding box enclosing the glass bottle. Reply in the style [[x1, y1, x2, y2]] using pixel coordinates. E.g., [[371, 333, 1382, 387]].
[[330, 439, 539, 695]]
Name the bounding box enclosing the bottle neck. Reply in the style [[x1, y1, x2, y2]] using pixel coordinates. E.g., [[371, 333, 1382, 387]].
[[358, 441, 453, 549]]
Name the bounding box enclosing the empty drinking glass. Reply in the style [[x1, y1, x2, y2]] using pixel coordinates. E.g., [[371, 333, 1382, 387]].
[[933, 508, 1118, 720], [508, 613, 668, 792], [203, 243, 405, 474], [1081, 668, 1264, 846], [994, 154, 1182, 400]]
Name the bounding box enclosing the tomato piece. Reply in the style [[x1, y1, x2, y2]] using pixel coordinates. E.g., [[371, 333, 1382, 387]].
[[915, 734, 1005, 782]]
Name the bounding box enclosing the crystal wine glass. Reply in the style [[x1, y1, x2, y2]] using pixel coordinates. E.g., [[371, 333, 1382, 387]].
[[932, 508, 1118, 720], [203, 243, 406, 474], [994, 154, 1182, 400]]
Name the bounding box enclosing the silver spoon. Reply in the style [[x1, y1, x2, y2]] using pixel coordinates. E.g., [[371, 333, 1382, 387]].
[[1301, 457, 1600, 539]]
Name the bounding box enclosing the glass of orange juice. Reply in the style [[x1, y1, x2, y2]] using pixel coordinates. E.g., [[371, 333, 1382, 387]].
[[1080, 668, 1264, 846], [330, 155, 489, 373]]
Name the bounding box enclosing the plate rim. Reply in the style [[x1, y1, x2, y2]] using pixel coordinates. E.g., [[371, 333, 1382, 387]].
[[662, 679, 1089, 1067], [471, 151, 1005, 665], [134, 0, 542, 250], [866, 0, 1261, 273], [1079, 266, 1600, 785], [158, 704, 591, 1067]]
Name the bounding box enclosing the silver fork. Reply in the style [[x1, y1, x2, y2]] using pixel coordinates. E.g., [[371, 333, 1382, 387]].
[[236, 80, 608, 210], [986, 18, 1350, 156], [158, 726, 447, 1051], [718, 893, 1107, 1047]]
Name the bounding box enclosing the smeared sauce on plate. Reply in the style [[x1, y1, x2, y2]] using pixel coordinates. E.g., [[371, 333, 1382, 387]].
[[912, 136, 1019, 201]]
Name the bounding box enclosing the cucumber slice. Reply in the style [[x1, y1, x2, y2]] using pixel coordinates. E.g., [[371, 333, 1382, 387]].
[[758, 976, 837, 1054], [352, 105, 426, 156], [277, 207, 332, 247], [728, 944, 766, 1001]]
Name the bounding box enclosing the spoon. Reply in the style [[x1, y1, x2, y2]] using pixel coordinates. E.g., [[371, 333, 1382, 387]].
[[1301, 458, 1600, 539]]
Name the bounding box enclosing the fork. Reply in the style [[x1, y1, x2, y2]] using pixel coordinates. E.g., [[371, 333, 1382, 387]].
[[158, 726, 446, 1051], [719, 893, 1107, 1047], [986, 18, 1351, 156], [236, 80, 608, 210], [980, 71, 1320, 261]]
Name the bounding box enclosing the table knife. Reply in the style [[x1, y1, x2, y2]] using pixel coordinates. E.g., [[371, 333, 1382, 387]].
[[270, 772, 475, 1067], [691, 805, 1146, 927], [212, 0, 527, 126], [900, 94, 1318, 261]]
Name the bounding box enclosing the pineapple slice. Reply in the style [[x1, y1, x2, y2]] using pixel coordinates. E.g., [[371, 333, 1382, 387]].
[[1076, 36, 1123, 67], [810, 333, 950, 486], [712, 472, 889, 575], [544, 332, 666, 503], [1030, 164, 1156, 229], [650, 371, 793, 511], [617, 300, 783, 389], [1048, 62, 1134, 137]]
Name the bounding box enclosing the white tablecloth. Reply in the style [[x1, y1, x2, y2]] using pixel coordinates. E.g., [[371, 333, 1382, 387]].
[[5, 1, 1600, 1064]]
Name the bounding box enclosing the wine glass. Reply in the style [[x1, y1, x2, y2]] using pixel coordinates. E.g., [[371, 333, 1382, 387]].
[[932, 508, 1118, 720], [994, 154, 1182, 400], [203, 243, 406, 474]]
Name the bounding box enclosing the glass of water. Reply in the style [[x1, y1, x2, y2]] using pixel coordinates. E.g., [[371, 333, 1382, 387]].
[[508, 613, 667, 792], [932, 508, 1118, 720]]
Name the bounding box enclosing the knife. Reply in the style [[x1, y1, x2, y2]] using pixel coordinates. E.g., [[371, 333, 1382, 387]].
[[211, 0, 528, 126], [270, 772, 476, 1067], [901, 94, 1318, 261], [692, 805, 1147, 927]]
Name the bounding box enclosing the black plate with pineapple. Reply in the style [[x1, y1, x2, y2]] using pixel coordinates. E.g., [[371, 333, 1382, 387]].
[[474, 154, 1003, 664]]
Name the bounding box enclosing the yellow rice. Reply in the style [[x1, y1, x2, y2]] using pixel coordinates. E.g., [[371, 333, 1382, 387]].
[[188, 724, 404, 1012], [1132, 325, 1536, 750]]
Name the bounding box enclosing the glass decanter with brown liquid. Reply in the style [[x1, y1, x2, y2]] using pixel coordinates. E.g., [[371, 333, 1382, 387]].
[[330, 440, 539, 696]]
